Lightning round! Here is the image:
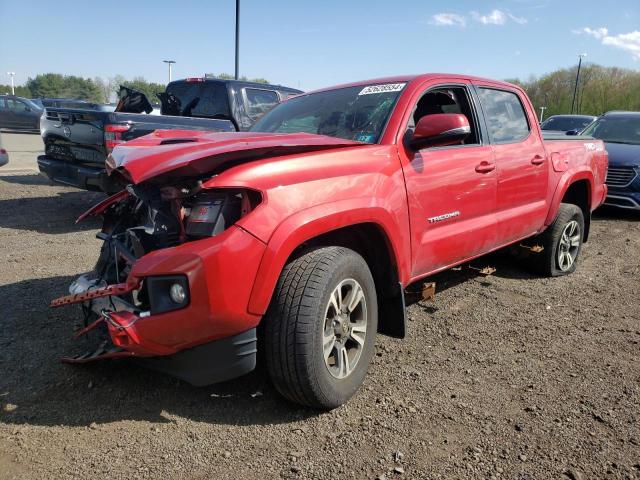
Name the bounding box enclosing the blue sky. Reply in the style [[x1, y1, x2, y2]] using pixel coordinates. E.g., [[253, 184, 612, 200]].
[[0, 0, 638, 91]]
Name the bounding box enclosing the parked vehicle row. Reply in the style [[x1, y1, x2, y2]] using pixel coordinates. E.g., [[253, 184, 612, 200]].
[[50, 73, 608, 409], [540, 114, 596, 134], [0, 95, 43, 132], [37, 78, 302, 192], [581, 111, 640, 210], [0, 133, 9, 167]]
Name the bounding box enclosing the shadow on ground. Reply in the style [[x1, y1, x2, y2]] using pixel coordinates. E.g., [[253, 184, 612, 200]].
[[0, 177, 103, 233], [0, 174, 55, 187], [0, 275, 318, 429]]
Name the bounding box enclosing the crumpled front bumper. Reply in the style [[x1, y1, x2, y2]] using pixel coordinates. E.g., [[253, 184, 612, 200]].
[[51, 225, 266, 385]]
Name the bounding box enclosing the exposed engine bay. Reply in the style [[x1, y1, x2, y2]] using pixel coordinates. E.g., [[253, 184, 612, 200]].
[[54, 182, 260, 362]]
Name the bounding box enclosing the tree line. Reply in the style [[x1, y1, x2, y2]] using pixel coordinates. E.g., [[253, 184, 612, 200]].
[[0, 73, 270, 104], [508, 63, 640, 119], [4, 65, 637, 118]]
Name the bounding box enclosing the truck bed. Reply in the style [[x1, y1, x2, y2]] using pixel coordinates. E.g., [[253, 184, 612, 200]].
[[38, 108, 234, 192]]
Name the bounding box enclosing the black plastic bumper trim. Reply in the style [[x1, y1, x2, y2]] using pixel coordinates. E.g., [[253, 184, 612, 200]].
[[135, 328, 258, 386]]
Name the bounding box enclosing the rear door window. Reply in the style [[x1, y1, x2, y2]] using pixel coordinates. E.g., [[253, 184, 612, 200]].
[[477, 88, 530, 143], [162, 81, 230, 118], [244, 88, 279, 119], [6, 99, 26, 111]]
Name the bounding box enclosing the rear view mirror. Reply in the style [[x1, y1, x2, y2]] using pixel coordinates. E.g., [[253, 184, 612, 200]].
[[410, 113, 470, 150]]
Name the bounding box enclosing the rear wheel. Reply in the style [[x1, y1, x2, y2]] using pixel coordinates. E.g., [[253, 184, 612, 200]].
[[264, 246, 377, 409], [530, 203, 584, 277]]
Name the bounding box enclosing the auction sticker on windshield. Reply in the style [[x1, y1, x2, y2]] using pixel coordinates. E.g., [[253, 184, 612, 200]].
[[359, 83, 406, 95]]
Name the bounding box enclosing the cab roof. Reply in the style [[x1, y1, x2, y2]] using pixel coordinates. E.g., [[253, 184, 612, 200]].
[[304, 73, 519, 95]]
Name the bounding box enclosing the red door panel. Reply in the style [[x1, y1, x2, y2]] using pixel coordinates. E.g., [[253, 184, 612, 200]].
[[399, 144, 497, 277]]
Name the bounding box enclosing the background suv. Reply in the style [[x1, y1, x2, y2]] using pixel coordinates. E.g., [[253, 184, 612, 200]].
[[582, 111, 640, 210]]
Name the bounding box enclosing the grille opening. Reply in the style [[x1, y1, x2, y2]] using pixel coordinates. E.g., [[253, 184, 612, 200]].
[[605, 167, 637, 188]]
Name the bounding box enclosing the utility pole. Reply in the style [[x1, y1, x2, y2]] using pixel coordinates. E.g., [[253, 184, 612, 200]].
[[539, 106, 547, 122], [163, 60, 176, 83], [6, 72, 15, 95], [571, 53, 587, 114], [235, 0, 240, 80]]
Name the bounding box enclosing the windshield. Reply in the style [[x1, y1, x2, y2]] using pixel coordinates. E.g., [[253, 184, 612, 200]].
[[581, 116, 640, 145], [250, 83, 406, 143], [541, 116, 594, 131], [23, 98, 43, 111]]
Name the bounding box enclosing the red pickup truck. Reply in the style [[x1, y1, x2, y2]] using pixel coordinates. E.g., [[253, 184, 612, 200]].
[[52, 74, 608, 409]]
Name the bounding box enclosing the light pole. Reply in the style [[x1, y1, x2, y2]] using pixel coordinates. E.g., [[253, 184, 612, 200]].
[[235, 0, 240, 80], [6, 72, 15, 95], [539, 106, 547, 122], [163, 60, 176, 83], [571, 53, 587, 115]]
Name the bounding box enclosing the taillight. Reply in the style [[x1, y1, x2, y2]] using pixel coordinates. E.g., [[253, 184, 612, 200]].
[[185, 77, 205, 83], [104, 124, 131, 152], [0, 149, 7, 155]]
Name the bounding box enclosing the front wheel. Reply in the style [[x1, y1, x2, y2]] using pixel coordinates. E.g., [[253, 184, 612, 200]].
[[264, 246, 378, 409], [531, 203, 585, 277]]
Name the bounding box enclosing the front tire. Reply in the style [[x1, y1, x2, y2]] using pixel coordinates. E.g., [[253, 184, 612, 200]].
[[264, 246, 378, 409], [531, 203, 585, 277]]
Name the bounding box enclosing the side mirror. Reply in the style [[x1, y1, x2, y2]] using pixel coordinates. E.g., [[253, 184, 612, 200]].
[[565, 129, 579, 136], [410, 113, 470, 150], [24, 107, 31, 112]]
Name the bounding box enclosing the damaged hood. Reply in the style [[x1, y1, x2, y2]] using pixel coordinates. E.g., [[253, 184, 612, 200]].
[[107, 130, 365, 184]]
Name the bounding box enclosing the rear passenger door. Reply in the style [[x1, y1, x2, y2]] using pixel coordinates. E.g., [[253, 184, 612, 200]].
[[474, 86, 549, 244]]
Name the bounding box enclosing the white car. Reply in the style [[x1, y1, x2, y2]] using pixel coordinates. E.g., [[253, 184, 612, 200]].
[[0, 133, 8, 167]]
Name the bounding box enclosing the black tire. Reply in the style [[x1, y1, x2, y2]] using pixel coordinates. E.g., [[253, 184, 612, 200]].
[[264, 246, 378, 409], [530, 203, 585, 277]]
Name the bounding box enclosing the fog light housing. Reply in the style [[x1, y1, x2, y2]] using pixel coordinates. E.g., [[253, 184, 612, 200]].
[[145, 275, 190, 314], [169, 283, 186, 304]]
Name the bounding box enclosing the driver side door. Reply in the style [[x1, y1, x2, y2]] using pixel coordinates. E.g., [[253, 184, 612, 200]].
[[397, 82, 498, 278]]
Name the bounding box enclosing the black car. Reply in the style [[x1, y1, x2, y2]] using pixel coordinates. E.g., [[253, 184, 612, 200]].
[[581, 111, 640, 211], [38, 78, 302, 192], [0, 95, 44, 132], [540, 114, 596, 134]]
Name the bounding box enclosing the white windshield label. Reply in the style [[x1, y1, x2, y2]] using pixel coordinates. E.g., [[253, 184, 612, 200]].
[[358, 83, 406, 95]]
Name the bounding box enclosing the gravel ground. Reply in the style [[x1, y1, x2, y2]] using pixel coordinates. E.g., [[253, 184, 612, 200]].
[[1, 170, 639, 480]]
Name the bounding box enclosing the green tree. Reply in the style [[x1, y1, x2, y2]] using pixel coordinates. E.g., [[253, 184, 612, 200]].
[[207, 73, 269, 84], [25, 73, 102, 102], [0, 84, 31, 97], [120, 76, 166, 104], [509, 64, 640, 119]]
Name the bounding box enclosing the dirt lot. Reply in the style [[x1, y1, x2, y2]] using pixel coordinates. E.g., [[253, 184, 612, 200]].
[[0, 139, 639, 479]]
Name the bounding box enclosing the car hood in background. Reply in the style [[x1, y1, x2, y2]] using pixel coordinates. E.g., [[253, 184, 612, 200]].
[[107, 130, 365, 184], [604, 142, 640, 167]]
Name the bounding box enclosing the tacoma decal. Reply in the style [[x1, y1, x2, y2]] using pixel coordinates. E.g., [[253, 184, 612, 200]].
[[428, 211, 460, 223]]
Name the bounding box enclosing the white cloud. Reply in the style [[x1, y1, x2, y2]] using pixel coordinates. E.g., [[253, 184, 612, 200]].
[[429, 13, 466, 27], [507, 13, 528, 25], [471, 9, 507, 25], [581, 27, 608, 40], [471, 9, 527, 25], [575, 27, 640, 59]]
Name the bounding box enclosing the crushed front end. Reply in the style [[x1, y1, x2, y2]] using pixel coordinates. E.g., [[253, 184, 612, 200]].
[[52, 181, 266, 386]]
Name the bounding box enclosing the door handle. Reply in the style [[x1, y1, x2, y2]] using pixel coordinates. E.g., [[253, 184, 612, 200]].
[[475, 161, 496, 173], [531, 155, 545, 165]]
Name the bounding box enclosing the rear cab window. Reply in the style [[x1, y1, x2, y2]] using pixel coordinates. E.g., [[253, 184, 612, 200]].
[[244, 88, 279, 120], [162, 81, 231, 119], [476, 88, 530, 143]]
